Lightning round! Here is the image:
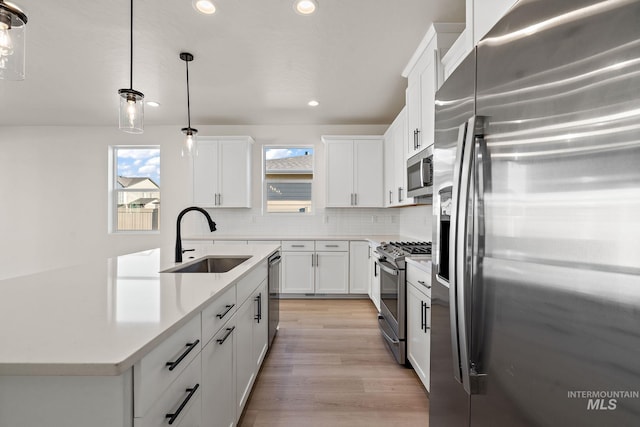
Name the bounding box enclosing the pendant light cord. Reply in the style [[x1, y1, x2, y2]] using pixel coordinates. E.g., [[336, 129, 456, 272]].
[[129, 0, 134, 90], [186, 59, 191, 129]]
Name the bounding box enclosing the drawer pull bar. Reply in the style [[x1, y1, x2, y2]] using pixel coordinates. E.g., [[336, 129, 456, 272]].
[[217, 326, 235, 345], [324, 244, 339, 248], [291, 244, 306, 248], [166, 383, 200, 425], [216, 304, 235, 319], [418, 280, 432, 289], [166, 340, 200, 371]]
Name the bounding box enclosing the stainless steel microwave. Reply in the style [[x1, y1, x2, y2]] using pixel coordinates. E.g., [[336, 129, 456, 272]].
[[407, 146, 433, 198]]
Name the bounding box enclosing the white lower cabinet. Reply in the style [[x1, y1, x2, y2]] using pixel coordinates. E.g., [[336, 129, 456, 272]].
[[349, 241, 370, 294], [236, 279, 268, 418], [406, 265, 431, 392], [315, 252, 349, 294], [135, 353, 202, 427], [369, 243, 381, 311], [281, 241, 349, 295], [202, 321, 236, 427], [281, 251, 315, 294]]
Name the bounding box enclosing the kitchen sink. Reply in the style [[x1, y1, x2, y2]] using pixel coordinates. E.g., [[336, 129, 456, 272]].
[[162, 256, 251, 273]]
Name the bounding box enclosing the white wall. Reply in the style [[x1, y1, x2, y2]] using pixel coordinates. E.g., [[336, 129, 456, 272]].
[[0, 123, 407, 280]]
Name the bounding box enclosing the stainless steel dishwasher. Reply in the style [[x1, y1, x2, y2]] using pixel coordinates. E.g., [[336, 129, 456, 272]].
[[267, 251, 281, 348]]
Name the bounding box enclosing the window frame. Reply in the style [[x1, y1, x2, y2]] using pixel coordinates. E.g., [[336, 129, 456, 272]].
[[109, 145, 161, 234], [263, 145, 315, 215]]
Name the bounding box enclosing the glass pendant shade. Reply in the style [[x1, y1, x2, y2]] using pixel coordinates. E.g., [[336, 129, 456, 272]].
[[0, 1, 28, 81], [118, 89, 144, 134], [181, 127, 198, 157], [118, 0, 144, 134]]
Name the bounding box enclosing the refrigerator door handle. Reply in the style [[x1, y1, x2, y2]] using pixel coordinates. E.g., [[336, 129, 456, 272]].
[[451, 116, 478, 395], [449, 120, 468, 388]]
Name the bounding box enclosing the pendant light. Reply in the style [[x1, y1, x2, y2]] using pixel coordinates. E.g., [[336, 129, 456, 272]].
[[0, 0, 28, 81], [180, 52, 198, 157], [118, 0, 144, 134]]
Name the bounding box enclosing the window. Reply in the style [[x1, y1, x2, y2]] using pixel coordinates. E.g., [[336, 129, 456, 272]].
[[112, 147, 160, 232], [264, 147, 313, 213]]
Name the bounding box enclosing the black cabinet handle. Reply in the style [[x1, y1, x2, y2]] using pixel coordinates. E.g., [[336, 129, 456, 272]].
[[254, 293, 262, 323], [416, 129, 421, 149], [216, 304, 235, 319], [166, 340, 200, 371], [165, 383, 200, 425], [217, 326, 235, 345], [421, 301, 426, 331]]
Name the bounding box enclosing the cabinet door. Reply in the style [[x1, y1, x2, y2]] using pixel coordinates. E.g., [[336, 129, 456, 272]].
[[407, 282, 430, 391], [370, 253, 381, 311], [384, 124, 396, 207], [395, 109, 412, 205], [325, 140, 354, 207], [218, 139, 251, 208], [315, 252, 349, 294], [353, 139, 383, 207], [193, 140, 219, 206], [349, 241, 370, 294], [202, 322, 236, 427], [406, 80, 421, 157], [253, 280, 269, 370], [420, 57, 437, 148], [281, 252, 315, 294], [235, 298, 256, 418]]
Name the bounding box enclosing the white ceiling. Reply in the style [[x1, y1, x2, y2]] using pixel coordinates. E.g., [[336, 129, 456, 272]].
[[0, 0, 464, 127]]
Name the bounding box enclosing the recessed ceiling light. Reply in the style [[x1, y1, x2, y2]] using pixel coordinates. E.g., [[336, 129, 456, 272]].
[[294, 0, 318, 15], [146, 101, 160, 107], [193, 0, 216, 15], [308, 100, 319, 107]]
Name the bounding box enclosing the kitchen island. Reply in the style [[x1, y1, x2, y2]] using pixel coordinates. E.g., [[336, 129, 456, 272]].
[[0, 244, 279, 427]]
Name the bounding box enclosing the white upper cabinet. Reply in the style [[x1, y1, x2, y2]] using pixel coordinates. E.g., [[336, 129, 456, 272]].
[[473, 0, 519, 44], [403, 23, 463, 157], [193, 136, 253, 208], [442, 0, 518, 80], [384, 107, 413, 207], [323, 136, 383, 208]]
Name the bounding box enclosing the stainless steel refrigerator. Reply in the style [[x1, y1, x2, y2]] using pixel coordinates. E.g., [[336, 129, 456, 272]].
[[430, 0, 640, 425]]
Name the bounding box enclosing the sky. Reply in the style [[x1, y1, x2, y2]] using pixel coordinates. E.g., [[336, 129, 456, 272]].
[[117, 148, 161, 185], [265, 147, 313, 160]]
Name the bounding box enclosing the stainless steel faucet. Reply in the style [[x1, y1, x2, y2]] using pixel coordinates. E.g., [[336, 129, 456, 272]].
[[175, 206, 217, 263]]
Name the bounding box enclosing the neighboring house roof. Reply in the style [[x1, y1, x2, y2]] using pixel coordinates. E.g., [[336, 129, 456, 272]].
[[117, 176, 160, 189], [124, 198, 160, 207], [266, 155, 313, 174]]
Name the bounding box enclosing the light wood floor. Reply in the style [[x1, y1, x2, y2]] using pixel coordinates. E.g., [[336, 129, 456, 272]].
[[238, 299, 429, 427]]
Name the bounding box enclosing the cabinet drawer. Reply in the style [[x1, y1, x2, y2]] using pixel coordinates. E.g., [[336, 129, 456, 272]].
[[135, 353, 202, 427], [407, 264, 431, 297], [201, 284, 236, 346], [315, 240, 348, 251], [281, 240, 314, 251], [247, 240, 281, 245], [236, 260, 268, 305], [134, 315, 202, 418]]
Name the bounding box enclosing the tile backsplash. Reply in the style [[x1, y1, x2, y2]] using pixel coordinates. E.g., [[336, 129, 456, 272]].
[[182, 204, 432, 240]]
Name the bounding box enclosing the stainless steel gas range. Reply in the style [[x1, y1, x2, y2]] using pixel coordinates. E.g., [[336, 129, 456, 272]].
[[376, 241, 431, 365]]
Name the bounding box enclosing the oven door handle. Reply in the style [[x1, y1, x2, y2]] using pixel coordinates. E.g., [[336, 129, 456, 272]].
[[378, 315, 400, 344], [377, 260, 398, 276]]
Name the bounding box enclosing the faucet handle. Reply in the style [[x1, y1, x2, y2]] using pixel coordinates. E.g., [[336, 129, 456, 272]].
[[182, 248, 196, 254]]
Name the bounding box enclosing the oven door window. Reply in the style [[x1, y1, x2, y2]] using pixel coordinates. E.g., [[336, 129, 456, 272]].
[[379, 261, 399, 321]]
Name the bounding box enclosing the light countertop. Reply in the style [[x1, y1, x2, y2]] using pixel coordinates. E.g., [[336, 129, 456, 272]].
[[183, 235, 413, 246], [406, 257, 432, 274], [0, 244, 278, 377]]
